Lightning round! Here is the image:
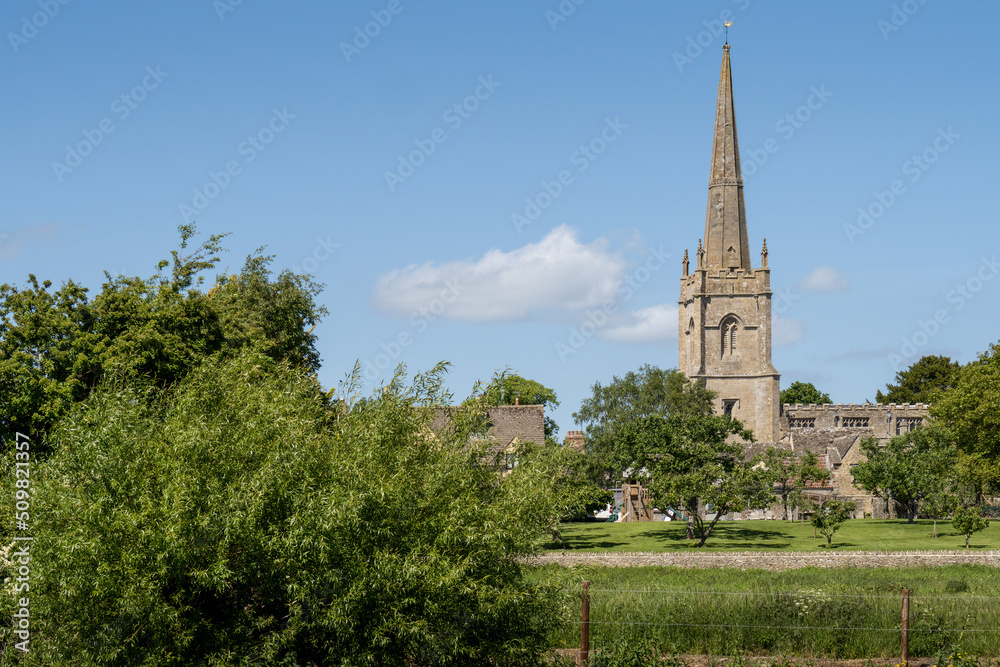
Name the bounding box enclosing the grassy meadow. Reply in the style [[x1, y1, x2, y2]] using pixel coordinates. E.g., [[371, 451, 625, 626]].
[[531, 564, 1000, 659], [546, 519, 1000, 553]]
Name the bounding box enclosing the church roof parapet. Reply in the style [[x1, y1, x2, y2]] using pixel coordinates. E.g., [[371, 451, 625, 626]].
[[782, 403, 929, 410]]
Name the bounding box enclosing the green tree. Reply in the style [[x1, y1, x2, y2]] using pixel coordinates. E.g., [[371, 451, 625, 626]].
[[0, 225, 327, 452], [850, 425, 957, 523], [951, 506, 990, 549], [756, 447, 830, 520], [0, 275, 99, 449], [18, 354, 566, 666], [512, 439, 612, 546], [876, 355, 962, 405], [932, 341, 1000, 496], [811, 498, 856, 547], [779, 381, 831, 405], [920, 485, 960, 539], [573, 365, 715, 483], [614, 414, 773, 547], [484, 374, 560, 440]]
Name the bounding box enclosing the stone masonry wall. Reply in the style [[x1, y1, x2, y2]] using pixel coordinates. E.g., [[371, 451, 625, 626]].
[[534, 550, 1000, 571]]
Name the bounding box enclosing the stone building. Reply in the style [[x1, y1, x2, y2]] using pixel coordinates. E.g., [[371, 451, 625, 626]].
[[777, 402, 929, 516], [678, 45, 780, 444], [430, 404, 545, 470], [674, 45, 929, 518]]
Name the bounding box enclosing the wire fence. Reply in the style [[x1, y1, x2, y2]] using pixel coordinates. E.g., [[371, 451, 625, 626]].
[[559, 582, 1000, 662]]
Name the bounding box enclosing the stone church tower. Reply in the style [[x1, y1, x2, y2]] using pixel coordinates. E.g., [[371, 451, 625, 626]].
[[678, 45, 780, 442]]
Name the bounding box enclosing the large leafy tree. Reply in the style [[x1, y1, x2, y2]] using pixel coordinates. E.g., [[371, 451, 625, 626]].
[[512, 439, 612, 545], [755, 447, 830, 520], [613, 414, 773, 547], [876, 355, 962, 405], [932, 342, 1000, 498], [0, 225, 326, 451], [932, 342, 1000, 459], [0, 276, 100, 447], [16, 354, 566, 666], [572, 365, 715, 483], [851, 424, 958, 523], [779, 381, 831, 405]]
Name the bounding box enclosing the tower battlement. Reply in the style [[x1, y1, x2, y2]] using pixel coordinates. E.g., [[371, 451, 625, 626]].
[[779, 402, 930, 437], [681, 268, 771, 296], [782, 403, 930, 410]]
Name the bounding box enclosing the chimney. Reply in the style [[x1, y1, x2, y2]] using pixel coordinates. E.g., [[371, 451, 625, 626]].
[[564, 430, 585, 452]]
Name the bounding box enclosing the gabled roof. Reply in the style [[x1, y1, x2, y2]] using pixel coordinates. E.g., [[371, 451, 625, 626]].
[[790, 429, 865, 461]]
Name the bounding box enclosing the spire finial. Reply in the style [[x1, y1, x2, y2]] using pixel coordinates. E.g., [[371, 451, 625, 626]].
[[682, 249, 690, 276], [761, 238, 768, 269], [724, 20, 733, 45]]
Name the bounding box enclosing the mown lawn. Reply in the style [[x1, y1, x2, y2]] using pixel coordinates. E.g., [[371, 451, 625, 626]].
[[546, 518, 1000, 552]]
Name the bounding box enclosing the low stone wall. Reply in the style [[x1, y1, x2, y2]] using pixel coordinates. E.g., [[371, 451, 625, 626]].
[[533, 550, 1000, 571]]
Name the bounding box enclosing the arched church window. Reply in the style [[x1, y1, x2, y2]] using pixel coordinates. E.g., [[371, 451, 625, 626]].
[[720, 316, 739, 357]]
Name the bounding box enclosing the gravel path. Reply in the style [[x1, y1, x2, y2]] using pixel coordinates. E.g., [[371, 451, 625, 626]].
[[533, 550, 1000, 571]]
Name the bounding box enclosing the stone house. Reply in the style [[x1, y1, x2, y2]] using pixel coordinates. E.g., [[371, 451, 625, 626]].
[[429, 404, 545, 470]]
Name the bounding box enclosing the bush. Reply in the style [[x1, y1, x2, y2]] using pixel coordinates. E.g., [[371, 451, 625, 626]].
[[5, 354, 567, 666]]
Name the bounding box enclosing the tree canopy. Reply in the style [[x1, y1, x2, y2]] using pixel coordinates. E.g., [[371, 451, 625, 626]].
[[614, 414, 772, 546], [572, 365, 715, 481], [779, 381, 831, 405], [876, 355, 962, 405], [931, 342, 1000, 495], [0, 225, 326, 452], [850, 424, 958, 522]]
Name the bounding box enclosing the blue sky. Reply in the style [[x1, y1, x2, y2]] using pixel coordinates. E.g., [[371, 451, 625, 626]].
[[2, 1, 997, 437]]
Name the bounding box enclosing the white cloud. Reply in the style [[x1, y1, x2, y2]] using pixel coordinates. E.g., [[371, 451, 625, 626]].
[[598, 304, 678, 344], [773, 315, 805, 347], [798, 266, 849, 292], [372, 225, 628, 322]]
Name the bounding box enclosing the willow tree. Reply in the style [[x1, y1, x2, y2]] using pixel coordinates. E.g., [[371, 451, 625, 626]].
[[18, 354, 566, 666]]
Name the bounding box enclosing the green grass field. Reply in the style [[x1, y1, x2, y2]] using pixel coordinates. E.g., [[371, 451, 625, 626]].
[[547, 519, 1000, 552], [530, 564, 1000, 658]]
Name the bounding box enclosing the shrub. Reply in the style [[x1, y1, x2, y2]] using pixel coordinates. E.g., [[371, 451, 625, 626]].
[[7, 354, 567, 666]]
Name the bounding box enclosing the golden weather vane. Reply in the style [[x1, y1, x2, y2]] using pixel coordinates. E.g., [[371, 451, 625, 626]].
[[725, 21, 733, 45]]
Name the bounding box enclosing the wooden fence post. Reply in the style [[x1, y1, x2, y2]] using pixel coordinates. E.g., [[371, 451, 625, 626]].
[[580, 580, 590, 666], [901, 588, 910, 665]]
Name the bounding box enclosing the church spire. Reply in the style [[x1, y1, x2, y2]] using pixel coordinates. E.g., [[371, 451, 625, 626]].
[[703, 44, 751, 271]]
